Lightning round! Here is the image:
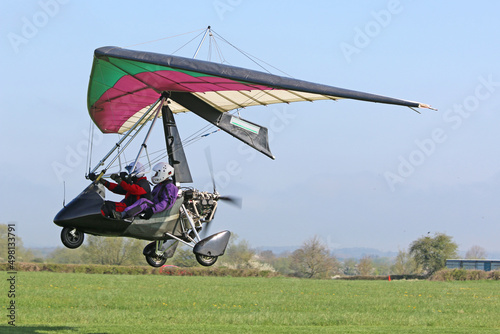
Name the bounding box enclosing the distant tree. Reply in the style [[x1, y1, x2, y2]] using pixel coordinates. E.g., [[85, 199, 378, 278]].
[[371, 257, 392, 275], [171, 246, 198, 267], [223, 235, 255, 269], [271, 255, 293, 276], [465, 245, 487, 259], [0, 223, 34, 262], [82, 236, 147, 265], [391, 249, 420, 275], [358, 256, 373, 276], [409, 233, 458, 276], [30, 248, 49, 263], [257, 250, 293, 275], [342, 258, 359, 276], [47, 247, 85, 264], [258, 250, 276, 263], [290, 235, 339, 278]]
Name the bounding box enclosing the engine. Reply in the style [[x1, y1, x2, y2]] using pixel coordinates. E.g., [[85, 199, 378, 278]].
[[181, 188, 219, 224]]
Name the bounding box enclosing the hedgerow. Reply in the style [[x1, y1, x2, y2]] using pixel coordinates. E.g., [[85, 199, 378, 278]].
[[0, 262, 281, 277], [431, 269, 499, 281], [3, 263, 498, 281]]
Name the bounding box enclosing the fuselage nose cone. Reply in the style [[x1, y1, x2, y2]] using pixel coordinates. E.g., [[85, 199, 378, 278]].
[[53, 205, 74, 227]]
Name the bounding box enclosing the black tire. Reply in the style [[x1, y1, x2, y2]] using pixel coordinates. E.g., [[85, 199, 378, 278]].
[[195, 254, 218, 267], [61, 227, 84, 249], [144, 242, 167, 267]]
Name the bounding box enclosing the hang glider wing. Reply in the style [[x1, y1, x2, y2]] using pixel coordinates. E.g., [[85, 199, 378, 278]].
[[88, 46, 433, 158]]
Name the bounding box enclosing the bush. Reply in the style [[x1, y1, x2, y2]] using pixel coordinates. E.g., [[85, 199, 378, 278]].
[[432, 269, 465, 281], [333, 275, 426, 281], [467, 270, 488, 280], [339, 275, 388, 281], [490, 270, 500, 280], [431, 269, 500, 281]]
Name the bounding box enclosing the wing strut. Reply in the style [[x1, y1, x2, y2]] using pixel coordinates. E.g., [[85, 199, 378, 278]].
[[162, 100, 193, 184]]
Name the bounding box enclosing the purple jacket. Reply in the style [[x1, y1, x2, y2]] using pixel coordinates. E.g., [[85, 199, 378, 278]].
[[151, 180, 179, 213]]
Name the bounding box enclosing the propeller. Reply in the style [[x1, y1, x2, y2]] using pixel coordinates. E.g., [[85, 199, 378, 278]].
[[204, 146, 242, 208], [218, 195, 242, 208], [200, 146, 242, 238], [205, 146, 216, 193]]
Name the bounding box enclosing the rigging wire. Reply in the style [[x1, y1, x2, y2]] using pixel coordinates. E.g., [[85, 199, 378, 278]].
[[208, 32, 212, 62], [205, 29, 296, 112], [171, 30, 207, 55], [181, 122, 214, 144], [123, 28, 206, 49], [211, 29, 294, 78], [211, 34, 228, 64], [90, 27, 291, 176], [104, 125, 223, 174]]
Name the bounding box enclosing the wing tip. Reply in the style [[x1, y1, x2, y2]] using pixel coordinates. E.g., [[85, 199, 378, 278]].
[[418, 103, 438, 111]]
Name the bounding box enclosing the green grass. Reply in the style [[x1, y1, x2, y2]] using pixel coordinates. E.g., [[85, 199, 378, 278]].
[[2, 272, 500, 333]]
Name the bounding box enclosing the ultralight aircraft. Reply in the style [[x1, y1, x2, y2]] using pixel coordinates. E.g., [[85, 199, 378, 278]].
[[53, 29, 434, 267]]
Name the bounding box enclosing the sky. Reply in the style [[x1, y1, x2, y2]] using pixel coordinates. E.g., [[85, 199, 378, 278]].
[[1, 0, 500, 256]]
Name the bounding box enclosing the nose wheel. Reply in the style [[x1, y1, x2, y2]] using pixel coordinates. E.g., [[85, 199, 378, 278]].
[[61, 227, 85, 249], [195, 254, 218, 267], [143, 241, 167, 267]]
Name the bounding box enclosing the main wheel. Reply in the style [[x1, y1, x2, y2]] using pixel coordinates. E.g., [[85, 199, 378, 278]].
[[195, 254, 218, 267], [61, 227, 84, 249], [144, 242, 167, 267]]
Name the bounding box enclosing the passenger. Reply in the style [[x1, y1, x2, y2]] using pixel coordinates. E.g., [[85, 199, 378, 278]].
[[99, 162, 152, 219], [120, 162, 179, 220]]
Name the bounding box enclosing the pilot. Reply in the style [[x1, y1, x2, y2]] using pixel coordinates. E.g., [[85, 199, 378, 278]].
[[119, 162, 179, 220], [99, 162, 152, 219]]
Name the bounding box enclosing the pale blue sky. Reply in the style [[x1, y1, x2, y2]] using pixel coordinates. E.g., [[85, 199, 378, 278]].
[[1, 0, 500, 256]]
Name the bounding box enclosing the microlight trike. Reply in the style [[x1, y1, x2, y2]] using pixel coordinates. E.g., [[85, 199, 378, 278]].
[[54, 38, 433, 267]]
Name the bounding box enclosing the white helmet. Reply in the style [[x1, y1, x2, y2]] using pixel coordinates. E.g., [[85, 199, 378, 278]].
[[152, 162, 174, 184], [125, 161, 145, 178]]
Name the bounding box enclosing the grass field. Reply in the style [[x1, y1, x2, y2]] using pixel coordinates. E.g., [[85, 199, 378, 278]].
[[2, 272, 500, 333]]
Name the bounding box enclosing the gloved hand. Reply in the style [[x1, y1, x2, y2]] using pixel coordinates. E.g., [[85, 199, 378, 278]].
[[110, 173, 121, 183], [120, 172, 131, 183], [88, 172, 97, 181], [142, 208, 154, 220]]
